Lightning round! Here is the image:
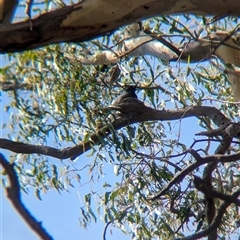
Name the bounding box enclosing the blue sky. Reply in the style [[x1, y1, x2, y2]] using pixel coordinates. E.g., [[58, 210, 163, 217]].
[[1, 5, 239, 239], [1, 88, 207, 240], [1, 181, 128, 240], [0, 80, 131, 239], [2, 86, 239, 239]]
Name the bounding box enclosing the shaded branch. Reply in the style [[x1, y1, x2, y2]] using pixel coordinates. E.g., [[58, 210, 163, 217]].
[[0, 153, 53, 240], [201, 123, 233, 240], [1, 81, 34, 91], [0, 0, 19, 23], [196, 122, 240, 139], [176, 188, 240, 240], [194, 176, 240, 206], [102, 221, 113, 240], [149, 149, 240, 201], [0, 106, 231, 160]]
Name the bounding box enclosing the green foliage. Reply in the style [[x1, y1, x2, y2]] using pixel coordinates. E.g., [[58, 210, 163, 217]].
[[1, 13, 240, 239]]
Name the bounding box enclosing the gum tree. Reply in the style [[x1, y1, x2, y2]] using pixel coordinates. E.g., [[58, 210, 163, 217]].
[[1, 1, 240, 239]]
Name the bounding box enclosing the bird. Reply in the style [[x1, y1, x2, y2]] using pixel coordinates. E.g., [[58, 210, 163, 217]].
[[111, 85, 137, 106], [107, 85, 146, 121]]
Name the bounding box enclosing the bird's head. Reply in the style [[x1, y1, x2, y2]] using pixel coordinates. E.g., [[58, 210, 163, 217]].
[[126, 85, 137, 92]]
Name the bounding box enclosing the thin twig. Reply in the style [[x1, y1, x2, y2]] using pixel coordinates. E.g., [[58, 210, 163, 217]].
[[102, 221, 113, 240]]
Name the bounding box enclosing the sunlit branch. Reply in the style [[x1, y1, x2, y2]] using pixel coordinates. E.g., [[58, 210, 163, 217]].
[[1, 0, 240, 53]]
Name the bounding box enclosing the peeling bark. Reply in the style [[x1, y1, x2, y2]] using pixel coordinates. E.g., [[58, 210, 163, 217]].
[[1, 0, 240, 53]]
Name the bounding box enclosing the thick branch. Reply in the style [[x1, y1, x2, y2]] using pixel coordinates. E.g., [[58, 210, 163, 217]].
[[0, 153, 53, 240], [0, 0, 19, 23], [201, 123, 233, 240], [1, 0, 240, 53], [0, 106, 230, 160], [194, 176, 240, 206], [196, 122, 240, 139], [176, 188, 240, 240]]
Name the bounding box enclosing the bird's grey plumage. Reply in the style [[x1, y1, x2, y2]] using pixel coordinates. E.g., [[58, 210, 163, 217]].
[[111, 86, 137, 106], [107, 85, 145, 121]]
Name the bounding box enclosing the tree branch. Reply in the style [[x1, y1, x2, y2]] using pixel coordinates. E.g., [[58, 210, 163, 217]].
[[1, 81, 34, 91], [196, 122, 240, 139], [176, 188, 240, 240], [149, 149, 240, 201], [102, 221, 113, 240], [0, 0, 19, 23], [201, 123, 233, 240], [194, 176, 240, 206], [0, 153, 53, 240], [0, 106, 231, 160], [1, 0, 240, 53]]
